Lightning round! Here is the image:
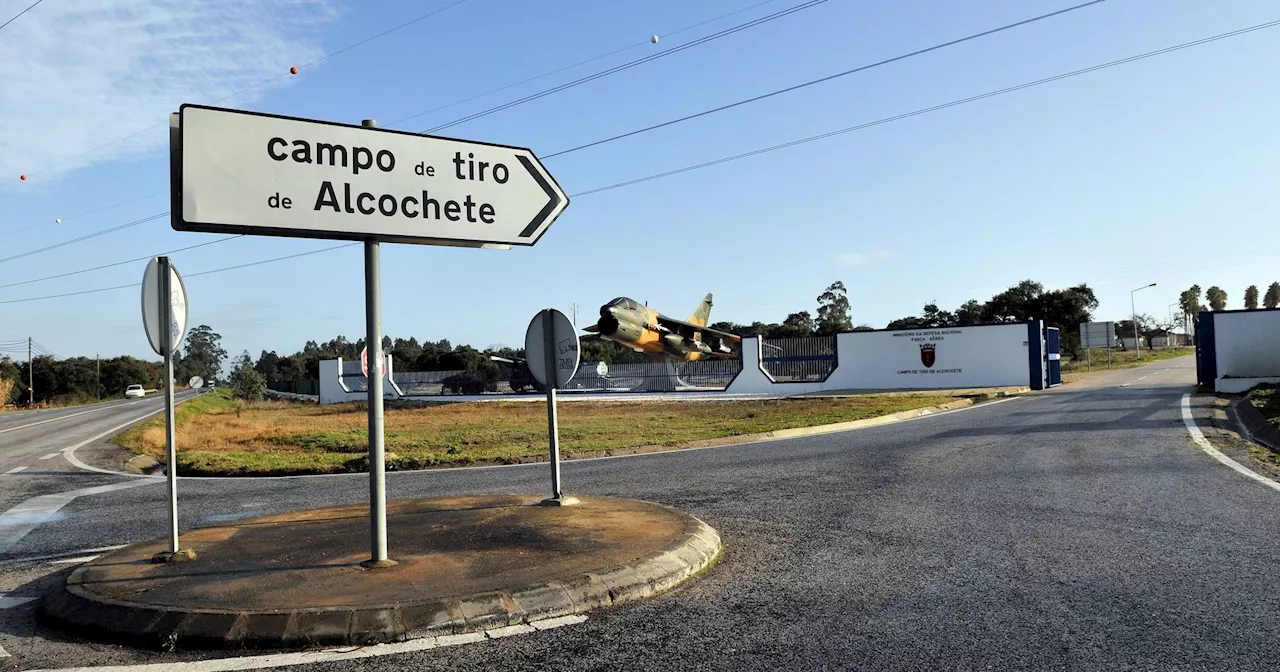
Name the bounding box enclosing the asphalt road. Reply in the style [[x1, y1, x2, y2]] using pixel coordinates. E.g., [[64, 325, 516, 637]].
[[3, 357, 1278, 670]]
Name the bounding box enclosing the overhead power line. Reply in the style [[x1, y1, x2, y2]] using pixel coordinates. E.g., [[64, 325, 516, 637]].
[[1, 18, 1276, 305], [0, 190, 165, 239], [18, 0, 478, 180], [544, 0, 1105, 159], [571, 18, 1280, 197], [0, 235, 243, 290], [420, 0, 833, 134], [0, 0, 44, 33], [388, 0, 789, 126], [0, 212, 167, 266]]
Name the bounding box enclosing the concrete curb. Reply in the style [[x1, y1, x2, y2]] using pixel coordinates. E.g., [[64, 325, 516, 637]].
[[38, 502, 722, 650], [1231, 394, 1280, 451]]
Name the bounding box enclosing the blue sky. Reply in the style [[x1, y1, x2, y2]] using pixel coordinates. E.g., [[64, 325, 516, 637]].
[[1, 0, 1277, 362]]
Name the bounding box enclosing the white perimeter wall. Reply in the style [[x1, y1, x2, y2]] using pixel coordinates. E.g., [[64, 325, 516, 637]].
[[728, 323, 1037, 394], [1213, 310, 1280, 391], [832, 325, 1033, 389]]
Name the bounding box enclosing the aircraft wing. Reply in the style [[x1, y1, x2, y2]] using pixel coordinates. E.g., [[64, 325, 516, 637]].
[[581, 324, 600, 333], [657, 316, 742, 341]]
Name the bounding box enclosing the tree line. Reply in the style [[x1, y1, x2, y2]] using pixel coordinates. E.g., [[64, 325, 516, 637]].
[[1179, 283, 1280, 314]]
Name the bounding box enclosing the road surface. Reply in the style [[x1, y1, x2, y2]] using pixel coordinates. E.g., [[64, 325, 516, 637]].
[[2, 357, 1277, 670]]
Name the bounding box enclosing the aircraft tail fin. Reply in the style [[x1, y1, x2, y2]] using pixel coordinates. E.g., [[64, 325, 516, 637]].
[[689, 293, 713, 327]]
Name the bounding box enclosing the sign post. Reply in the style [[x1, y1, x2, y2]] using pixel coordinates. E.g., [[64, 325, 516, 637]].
[[172, 104, 569, 566], [141, 256, 192, 563], [525, 309, 580, 506]]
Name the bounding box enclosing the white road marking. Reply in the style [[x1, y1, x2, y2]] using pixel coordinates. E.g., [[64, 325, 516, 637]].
[[0, 596, 38, 609], [0, 480, 160, 555], [0, 545, 128, 566], [47, 554, 100, 565], [1137, 375, 1148, 380], [62, 412, 173, 477], [0, 399, 138, 436], [40, 453, 60, 460], [25, 615, 588, 672], [4, 466, 27, 475], [1180, 394, 1280, 492]]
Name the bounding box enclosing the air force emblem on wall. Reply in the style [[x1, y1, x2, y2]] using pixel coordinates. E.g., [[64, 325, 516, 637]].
[[920, 343, 936, 368]]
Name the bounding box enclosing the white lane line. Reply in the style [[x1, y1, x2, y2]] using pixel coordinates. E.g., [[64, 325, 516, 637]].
[[0, 545, 129, 566], [40, 453, 60, 460], [0, 399, 141, 436], [62, 412, 173, 477], [1181, 394, 1280, 492], [0, 596, 38, 609], [0, 479, 160, 556], [4, 466, 27, 475], [47, 554, 100, 565], [25, 615, 589, 672]]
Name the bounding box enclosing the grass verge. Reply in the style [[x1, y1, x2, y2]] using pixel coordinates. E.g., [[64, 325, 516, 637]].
[[1249, 385, 1280, 431], [114, 392, 958, 476], [1062, 347, 1192, 376]]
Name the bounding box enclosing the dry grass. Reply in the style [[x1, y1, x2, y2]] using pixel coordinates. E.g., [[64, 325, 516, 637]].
[[116, 389, 958, 476]]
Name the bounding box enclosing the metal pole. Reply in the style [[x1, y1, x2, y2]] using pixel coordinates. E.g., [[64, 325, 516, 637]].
[[160, 257, 180, 554], [1131, 291, 1139, 360], [362, 119, 393, 569], [96, 355, 100, 400], [27, 337, 32, 405], [544, 310, 563, 500]]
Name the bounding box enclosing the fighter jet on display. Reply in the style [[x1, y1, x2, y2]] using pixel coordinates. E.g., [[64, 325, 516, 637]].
[[583, 293, 741, 361]]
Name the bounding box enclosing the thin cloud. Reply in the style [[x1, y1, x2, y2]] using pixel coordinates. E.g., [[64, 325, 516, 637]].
[[0, 0, 338, 185], [832, 250, 896, 268]]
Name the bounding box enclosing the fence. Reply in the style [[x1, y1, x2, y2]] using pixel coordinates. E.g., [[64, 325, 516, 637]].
[[335, 357, 744, 397], [268, 379, 319, 395], [761, 335, 836, 382]]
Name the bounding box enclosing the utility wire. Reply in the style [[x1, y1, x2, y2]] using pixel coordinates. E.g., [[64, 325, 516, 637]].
[[0, 213, 168, 266], [0, 235, 242, 290], [0, 0, 44, 33], [2, 18, 1276, 305], [544, 0, 1105, 159], [421, 0, 832, 134], [572, 18, 1280, 197], [0, 191, 166, 239], [19, 0, 478, 179], [388, 0, 788, 126]]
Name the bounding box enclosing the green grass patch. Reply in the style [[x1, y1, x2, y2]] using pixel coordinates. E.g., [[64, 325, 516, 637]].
[[1062, 347, 1192, 374], [113, 393, 960, 477], [1250, 385, 1280, 430]]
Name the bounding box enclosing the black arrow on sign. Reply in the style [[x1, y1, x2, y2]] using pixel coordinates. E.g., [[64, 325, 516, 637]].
[[518, 155, 565, 238]]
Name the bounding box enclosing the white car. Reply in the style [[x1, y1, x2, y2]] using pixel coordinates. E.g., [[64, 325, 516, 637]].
[[125, 384, 146, 398]]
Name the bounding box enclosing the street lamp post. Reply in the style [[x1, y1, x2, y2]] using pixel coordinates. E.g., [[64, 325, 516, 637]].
[[1132, 283, 1157, 359], [1168, 302, 1180, 350]]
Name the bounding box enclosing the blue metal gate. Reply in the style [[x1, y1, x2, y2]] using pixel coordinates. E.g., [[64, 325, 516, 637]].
[[1046, 327, 1062, 387]]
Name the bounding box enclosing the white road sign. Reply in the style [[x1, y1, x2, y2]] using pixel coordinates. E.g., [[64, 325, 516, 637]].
[[188, 376, 204, 389], [141, 258, 188, 356], [174, 105, 569, 247], [525, 309, 580, 388], [595, 361, 608, 377]]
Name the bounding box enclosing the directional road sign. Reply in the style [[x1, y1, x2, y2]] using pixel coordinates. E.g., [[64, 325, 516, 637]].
[[173, 105, 569, 247], [141, 258, 188, 357]]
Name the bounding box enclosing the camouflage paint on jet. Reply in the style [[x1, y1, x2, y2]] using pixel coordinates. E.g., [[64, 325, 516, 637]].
[[583, 293, 741, 361]]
